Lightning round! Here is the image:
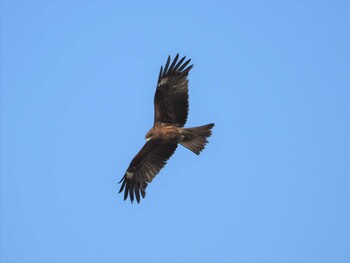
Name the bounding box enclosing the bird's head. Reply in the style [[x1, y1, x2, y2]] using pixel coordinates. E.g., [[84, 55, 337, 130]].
[[145, 130, 153, 142]]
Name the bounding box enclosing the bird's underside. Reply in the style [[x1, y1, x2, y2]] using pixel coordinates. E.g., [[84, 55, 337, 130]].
[[118, 54, 214, 203]]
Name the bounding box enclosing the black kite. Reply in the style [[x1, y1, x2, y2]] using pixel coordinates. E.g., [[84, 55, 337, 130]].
[[119, 54, 214, 203]]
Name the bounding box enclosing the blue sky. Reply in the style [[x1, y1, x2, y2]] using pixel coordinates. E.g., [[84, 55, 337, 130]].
[[1, 1, 350, 262]]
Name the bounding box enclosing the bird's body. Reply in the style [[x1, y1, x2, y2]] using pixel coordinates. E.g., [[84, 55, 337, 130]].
[[119, 54, 214, 203], [146, 123, 182, 144]]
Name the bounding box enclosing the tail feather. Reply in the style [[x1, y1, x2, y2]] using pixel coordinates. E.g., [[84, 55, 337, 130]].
[[180, 123, 214, 155]]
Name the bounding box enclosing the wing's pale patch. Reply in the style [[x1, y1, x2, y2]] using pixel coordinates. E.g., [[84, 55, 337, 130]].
[[126, 171, 133, 179], [158, 77, 168, 86]]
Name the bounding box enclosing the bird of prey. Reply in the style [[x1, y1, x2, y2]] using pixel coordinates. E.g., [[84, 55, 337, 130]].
[[118, 54, 214, 203]]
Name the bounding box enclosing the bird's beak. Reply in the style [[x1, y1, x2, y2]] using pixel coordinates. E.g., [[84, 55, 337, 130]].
[[146, 137, 151, 142]]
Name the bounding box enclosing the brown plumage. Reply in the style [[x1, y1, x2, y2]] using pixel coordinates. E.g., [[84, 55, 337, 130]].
[[118, 54, 214, 203]]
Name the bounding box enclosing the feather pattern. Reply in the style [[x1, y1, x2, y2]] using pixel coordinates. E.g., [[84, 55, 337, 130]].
[[154, 54, 193, 127], [118, 141, 178, 203]]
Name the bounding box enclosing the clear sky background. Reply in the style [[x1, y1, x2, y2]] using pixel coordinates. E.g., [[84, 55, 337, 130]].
[[1, 1, 350, 262]]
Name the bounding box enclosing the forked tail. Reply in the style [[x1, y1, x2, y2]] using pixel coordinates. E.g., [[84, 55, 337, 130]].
[[180, 123, 214, 155]]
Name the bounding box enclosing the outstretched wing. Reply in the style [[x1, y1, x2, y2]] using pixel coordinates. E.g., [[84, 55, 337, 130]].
[[118, 141, 178, 203], [154, 54, 193, 127]]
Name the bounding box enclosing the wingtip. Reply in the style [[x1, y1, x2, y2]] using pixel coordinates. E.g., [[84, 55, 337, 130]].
[[118, 176, 124, 184], [130, 187, 134, 202], [118, 177, 145, 204], [158, 65, 163, 82], [164, 55, 171, 73], [118, 177, 126, 193]]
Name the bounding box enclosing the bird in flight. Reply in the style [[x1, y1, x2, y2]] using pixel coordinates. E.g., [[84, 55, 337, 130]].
[[118, 54, 214, 203]]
